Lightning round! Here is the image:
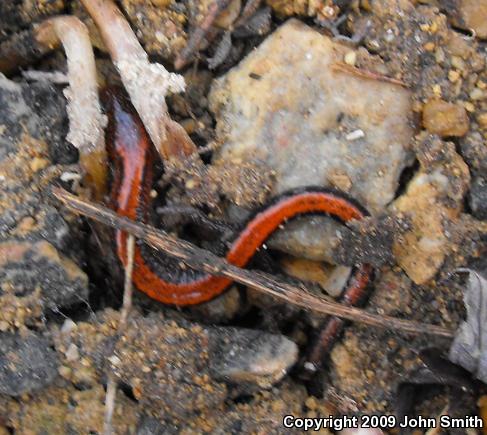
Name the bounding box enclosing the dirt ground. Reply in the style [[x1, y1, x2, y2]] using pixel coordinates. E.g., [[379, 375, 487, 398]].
[[1, 0, 487, 434]]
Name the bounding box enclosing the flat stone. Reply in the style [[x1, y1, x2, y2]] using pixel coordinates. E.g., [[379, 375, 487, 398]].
[[210, 19, 413, 214], [208, 327, 298, 390], [0, 332, 58, 396], [60, 309, 299, 421], [268, 215, 346, 263], [210, 20, 414, 259]]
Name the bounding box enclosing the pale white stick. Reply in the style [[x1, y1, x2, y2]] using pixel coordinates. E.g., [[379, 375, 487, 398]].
[[40, 16, 106, 154], [103, 235, 135, 435], [38, 16, 107, 199], [79, 0, 192, 159]]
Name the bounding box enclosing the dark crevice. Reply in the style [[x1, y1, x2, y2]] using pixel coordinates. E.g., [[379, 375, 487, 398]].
[[393, 158, 420, 200], [119, 381, 139, 402], [449, 24, 476, 38]]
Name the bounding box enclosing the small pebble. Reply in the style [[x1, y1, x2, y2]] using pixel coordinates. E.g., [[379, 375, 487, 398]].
[[478, 113, 487, 128], [208, 328, 298, 391], [470, 88, 485, 100], [345, 129, 365, 141], [448, 70, 460, 82], [61, 318, 77, 335], [65, 343, 79, 362], [108, 355, 122, 366], [422, 99, 469, 137], [344, 51, 357, 66], [58, 365, 71, 378]]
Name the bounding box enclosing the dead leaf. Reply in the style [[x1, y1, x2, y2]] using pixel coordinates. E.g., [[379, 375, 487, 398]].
[[449, 269, 487, 383]]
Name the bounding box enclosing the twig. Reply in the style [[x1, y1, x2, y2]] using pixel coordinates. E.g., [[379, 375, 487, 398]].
[[174, 0, 233, 70], [104, 235, 135, 435], [331, 62, 408, 87], [234, 0, 262, 28], [52, 187, 455, 339], [120, 235, 135, 327], [80, 0, 198, 161], [103, 380, 116, 435]]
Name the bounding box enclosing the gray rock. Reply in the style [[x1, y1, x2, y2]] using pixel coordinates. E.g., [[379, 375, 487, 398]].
[[0, 240, 89, 310], [136, 417, 180, 435], [469, 176, 487, 220], [209, 327, 298, 390], [0, 74, 71, 162], [268, 215, 347, 263], [0, 332, 59, 396], [210, 20, 414, 260]]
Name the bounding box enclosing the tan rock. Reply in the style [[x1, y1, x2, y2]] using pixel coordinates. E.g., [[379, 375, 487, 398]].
[[392, 176, 448, 284], [280, 256, 352, 297], [449, 0, 487, 40], [478, 113, 487, 129], [266, 0, 309, 16], [392, 142, 469, 284], [422, 99, 469, 137]]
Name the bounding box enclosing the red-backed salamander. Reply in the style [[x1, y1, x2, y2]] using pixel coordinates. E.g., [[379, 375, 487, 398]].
[[104, 90, 373, 368]]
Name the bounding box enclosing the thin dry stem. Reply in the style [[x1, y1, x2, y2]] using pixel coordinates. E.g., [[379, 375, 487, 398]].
[[174, 0, 233, 70], [331, 62, 408, 87], [103, 379, 116, 435], [53, 187, 455, 340], [104, 234, 135, 435], [120, 235, 135, 327]]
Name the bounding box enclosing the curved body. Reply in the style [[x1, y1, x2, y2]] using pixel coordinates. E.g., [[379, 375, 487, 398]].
[[105, 91, 372, 309]]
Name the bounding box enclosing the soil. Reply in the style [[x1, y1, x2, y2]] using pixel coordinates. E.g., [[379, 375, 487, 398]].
[[1, 0, 487, 434]]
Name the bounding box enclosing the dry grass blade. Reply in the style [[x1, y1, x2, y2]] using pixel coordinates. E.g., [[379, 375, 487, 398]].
[[52, 187, 454, 339], [174, 0, 233, 70], [331, 62, 408, 87], [104, 234, 135, 435]]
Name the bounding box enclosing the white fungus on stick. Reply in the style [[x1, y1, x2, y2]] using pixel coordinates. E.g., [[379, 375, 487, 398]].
[[80, 0, 197, 160]]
